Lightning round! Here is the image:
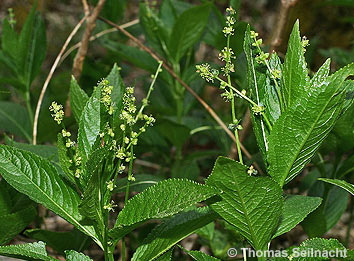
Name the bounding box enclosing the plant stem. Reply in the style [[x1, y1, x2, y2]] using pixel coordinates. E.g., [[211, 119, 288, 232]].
[[226, 35, 243, 164], [121, 146, 134, 261], [25, 91, 34, 128]]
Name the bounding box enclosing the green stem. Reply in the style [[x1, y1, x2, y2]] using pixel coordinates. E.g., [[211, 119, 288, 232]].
[[121, 146, 134, 261], [226, 35, 243, 164], [25, 91, 34, 127]]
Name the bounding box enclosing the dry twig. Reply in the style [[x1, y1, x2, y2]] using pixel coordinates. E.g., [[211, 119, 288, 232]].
[[98, 16, 263, 173], [32, 17, 86, 145]]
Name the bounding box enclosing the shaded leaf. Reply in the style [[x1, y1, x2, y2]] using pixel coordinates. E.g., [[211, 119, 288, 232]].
[[272, 195, 322, 238], [65, 250, 92, 261], [114, 174, 163, 193], [0, 241, 55, 261], [132, 207, 217, 261], [318, 178, 354, 196]]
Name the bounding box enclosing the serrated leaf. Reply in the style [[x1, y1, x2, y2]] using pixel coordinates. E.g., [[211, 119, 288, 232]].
[[0, 145, 102, 249], [24, 228, 90, 254], [65, 250, 92, 261], [272, 195, 322, 239], [282, 20, 309, 108], [318, 178, 354, 196], [180, 245, 220, 261], [132, 207, 217, 261], [0, 241, 55, 261], [168, 3, 211, 62], [155, 247, 174, 261], [0, 206, 37, 245], [289, 238, 348, 261], [17, 2, 46, 89], [206, 157, 283, 251], [268, 63, 354, 186], [106, 64, 125, 112], [309, 58, 331, 89], [70, 76, 89, 123], [0, 101, 32, 142], [109, 179, 218, 240], [78, 87, 101, 164]]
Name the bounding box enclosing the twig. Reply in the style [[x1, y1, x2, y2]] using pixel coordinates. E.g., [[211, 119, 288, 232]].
[[32, 17, 86, 145], [98, 16, 263, 173], [269, 0, 299, 53], [60, 19, 139, 64], [72, 0, 106, 80]]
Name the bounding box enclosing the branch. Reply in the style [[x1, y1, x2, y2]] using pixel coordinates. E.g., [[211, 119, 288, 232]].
[[98, 16, 262, 173], [269, 0, 299, 53], [32, 17, 86, 145], [72, 0, 106, 80]]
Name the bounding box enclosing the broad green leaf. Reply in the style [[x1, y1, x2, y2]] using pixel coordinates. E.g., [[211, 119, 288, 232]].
[[0, 145, 102, 249], [106, 64, 125, 111], [70, 76, 89, 123], [0, 101, 32, 142], [272, 195, 322, 239], [65, 250, 92, 261], [268, 63, 354, 186], [24, 229, 90, 254], [180, 245, 220, 261], [282, 20, 309, 108], [132, 207, 217, 261], [0, 241, 55, 261], [17, 2, 46, 88], [289, 238, 349, 261], [0, 179, 12, 215], [206, 157, 283, 251], [109, 179, 218, 240], [0, 206, 37, 245], [168, 3, 211, 63], [309, 58, 331, 89], [78, 87, 101, 164], [1, 18, 18, 60], [114, 174, 163, 193], [302, 186, 348, 237], [318, 178, 354, 196]]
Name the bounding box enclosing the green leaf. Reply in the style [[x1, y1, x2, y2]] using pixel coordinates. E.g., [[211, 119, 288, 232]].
[[168, 3, 211, 62], [180, 245, 220, 261], [0, 101, 32, 142], [302, 186, 348, 237], [109, 179, 218, 240], [114, 174, 163, 193], [106, 64, 125, 111], [0, 145, 102, 249], [206, 157, 283, 251], [24, 229, 90, 254], [17, 2, 47, 88], [132, 207, 217, 261], [0, 241, 55, 261], [272, 195, 322, 239], [155, 247, 174, 261], [70, 76, 89, 123], [318, 178, 354, 196], [289, 238, 348, 261], [309, 58, 331, 89], [78, 87, 101, 164], [1, 18, 18, 60], [282, 20, 309, 108], [0, 206, 37, 245], [57, 134, 76, 184], [268, 63, 354, 186], [65, 250, 92, 261]]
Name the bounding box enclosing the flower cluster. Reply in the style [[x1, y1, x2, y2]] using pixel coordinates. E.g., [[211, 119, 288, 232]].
[[120, 87, 137, 126], [100, 79, 114, 115], [196, 64, 219, 83], [247, 165, 258, 176], [49, 102, 64, 124], [252, 104, 265, 115], [8, 8, 16, 27], [222, 7, 236, 37], [250, 30, 270, 65], [301, 36, 309, 52]]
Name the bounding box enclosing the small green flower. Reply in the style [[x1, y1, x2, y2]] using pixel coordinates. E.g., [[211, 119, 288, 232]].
[[107, 180, 115, 192], [247, 165, 257, 176], [252, 104, 265, 115], [49, 102, 64, 124], [196, 64, 219, 83]]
